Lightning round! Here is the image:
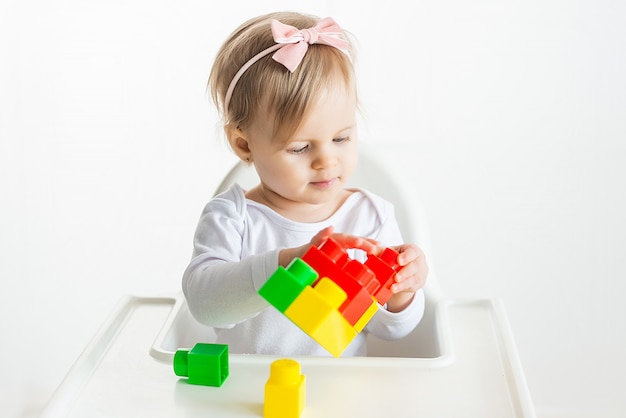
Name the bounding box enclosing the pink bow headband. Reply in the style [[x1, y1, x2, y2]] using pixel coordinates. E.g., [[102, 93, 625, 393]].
[[223, 17, 350, 117]]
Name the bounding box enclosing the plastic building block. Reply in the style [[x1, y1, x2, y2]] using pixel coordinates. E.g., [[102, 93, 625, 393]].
[[338, 259, 381, 326], [353, 297, 379, 332], [173, 343, 229, 387], [314, 238, 350, 267], [285, 277, 358, 357], [264, 359, 305, 418], [344, 258, 380, 294], [301, 240, 349, 287], [379, 247, 401, 270], [259, 258, 318, 312], [365, 247, 401, 305]]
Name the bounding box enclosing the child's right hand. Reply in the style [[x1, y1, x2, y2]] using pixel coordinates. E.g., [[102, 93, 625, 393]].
[[278, 226, 380, 267]]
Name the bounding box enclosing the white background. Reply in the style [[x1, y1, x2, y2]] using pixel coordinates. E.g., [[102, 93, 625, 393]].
[[1, 0, 625, 417]]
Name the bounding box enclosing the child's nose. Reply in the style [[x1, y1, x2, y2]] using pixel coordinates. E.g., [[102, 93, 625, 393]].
[[312, 146, 338, 170]]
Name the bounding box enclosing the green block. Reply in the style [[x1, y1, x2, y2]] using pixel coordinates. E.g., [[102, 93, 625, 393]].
[[259, 258, 318, 312], [173, 343, 229, 387]]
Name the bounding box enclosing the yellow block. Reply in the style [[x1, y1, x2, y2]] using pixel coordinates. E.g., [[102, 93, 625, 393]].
[[264, 359, 305, 418], [285, 277, 358, 357]]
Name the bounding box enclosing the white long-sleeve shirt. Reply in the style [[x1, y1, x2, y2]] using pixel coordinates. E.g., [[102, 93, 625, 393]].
[[182, 184, 424, 356]]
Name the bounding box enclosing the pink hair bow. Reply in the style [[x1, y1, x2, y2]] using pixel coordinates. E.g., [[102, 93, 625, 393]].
[[223, 17, 350, 116], [270, 17, 350, 72]]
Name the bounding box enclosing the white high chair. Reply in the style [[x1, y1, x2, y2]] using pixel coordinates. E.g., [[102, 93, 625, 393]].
[[40, 143, 537, 418]]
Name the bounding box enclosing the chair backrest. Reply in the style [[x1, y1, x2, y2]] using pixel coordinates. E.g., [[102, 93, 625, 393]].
[[213, 143, 443, 357]]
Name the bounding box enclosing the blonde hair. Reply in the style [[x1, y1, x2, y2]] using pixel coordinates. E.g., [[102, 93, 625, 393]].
[[208, 11, 356, 142]]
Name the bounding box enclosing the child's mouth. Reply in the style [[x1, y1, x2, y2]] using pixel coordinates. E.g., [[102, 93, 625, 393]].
[[310, 178, 337, 189]]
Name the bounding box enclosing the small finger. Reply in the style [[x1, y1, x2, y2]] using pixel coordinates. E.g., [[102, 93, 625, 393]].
[[397, 245, 421, 266]]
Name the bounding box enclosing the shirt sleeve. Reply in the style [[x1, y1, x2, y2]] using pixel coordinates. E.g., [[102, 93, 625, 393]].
[[365, 289, 425, 339], [182, 187, 278, 327]]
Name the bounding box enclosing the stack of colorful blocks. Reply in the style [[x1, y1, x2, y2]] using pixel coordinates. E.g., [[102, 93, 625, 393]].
[[258, 238, 401, 357]]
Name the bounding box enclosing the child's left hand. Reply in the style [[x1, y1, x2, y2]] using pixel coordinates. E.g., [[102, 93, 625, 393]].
[[384, 243, 428, 313]]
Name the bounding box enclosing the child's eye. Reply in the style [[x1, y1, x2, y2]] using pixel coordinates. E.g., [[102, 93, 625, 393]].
[[288, 144, 309, 154], [333, 136, 350, 144]]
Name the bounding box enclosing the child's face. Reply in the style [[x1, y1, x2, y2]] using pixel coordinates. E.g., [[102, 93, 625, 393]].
[[244, 83, 358, 220]]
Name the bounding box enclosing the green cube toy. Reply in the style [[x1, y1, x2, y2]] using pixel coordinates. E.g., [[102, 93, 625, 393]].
[[173, 343, 229, 387], [259, 257, 318, 312]]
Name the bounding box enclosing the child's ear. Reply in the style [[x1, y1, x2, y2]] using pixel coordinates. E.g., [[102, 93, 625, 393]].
[[225, 125, 252, 164]]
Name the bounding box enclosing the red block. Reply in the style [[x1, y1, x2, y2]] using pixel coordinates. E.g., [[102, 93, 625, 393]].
[[335, 260, 381, 326], [318, 238, 350, 267], [365, 248, 400, 306], [379, 247, 400, 270], [344, 258, 380, 295], [302, 243, 348, 287]]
